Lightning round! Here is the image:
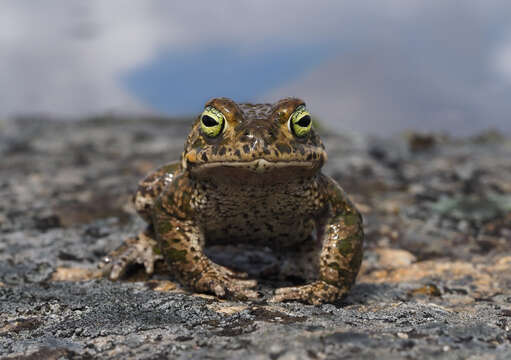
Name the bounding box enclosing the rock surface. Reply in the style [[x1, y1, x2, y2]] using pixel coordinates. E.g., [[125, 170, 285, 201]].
[[1, 117, 511, 359]]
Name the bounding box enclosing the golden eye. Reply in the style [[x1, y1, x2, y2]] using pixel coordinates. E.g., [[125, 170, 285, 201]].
[[289, 105, 312, 137], [200, 106, 226, 137]]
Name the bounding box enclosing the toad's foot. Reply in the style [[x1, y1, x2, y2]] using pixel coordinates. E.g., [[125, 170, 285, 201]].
[[270, 281, 348, 305], [193, 262, 259, 300], [99, 231, 163, 280]]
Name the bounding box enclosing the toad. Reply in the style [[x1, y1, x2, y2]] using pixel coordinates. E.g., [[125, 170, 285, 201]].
[[100, 98, 364, 304]]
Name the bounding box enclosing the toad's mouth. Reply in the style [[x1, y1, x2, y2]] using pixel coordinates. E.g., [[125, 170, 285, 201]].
[[192, 159, 317, 174]]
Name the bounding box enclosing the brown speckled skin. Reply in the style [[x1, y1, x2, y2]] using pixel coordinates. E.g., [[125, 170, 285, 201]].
[[100, 97, 364, 304]]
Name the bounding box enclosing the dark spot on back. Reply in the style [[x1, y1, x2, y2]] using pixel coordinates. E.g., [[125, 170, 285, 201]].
[[234, 149, 241, 157], [266, 129, 277, 144], [219, 146, 226, 156], [276, 143, 291, 154], [192, 138, 204, 149], [243, 144, 250, 154], [306, 153, 313, 161], [201, 153, 208, 162]]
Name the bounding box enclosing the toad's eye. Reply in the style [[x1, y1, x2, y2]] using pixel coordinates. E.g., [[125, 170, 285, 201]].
[[200, 106, 226, 137], [289, 105, 312, 137]]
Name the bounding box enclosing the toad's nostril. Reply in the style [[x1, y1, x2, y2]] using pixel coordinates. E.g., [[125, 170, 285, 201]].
[[240, 132, 254, 143]]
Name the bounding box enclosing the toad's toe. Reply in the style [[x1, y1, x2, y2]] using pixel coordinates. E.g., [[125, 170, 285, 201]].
[[270, 281, 347, 305]]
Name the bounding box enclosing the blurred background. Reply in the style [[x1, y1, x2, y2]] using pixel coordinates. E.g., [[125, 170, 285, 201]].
[[2, 0, 511, 136]]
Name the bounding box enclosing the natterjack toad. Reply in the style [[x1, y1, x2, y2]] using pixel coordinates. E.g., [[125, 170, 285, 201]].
[[100, 98, 364, 304]]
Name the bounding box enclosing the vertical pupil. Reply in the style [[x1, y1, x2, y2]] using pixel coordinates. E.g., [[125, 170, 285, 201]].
[[202, 115, 218, 127]]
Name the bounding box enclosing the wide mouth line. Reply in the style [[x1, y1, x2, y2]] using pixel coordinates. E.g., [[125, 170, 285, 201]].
[[193, 159, 316, 168]]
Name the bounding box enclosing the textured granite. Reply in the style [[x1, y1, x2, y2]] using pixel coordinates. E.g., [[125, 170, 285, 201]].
[[1, 117, 510, 359]]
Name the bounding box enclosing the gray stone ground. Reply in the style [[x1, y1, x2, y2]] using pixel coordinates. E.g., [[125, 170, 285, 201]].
[[1, 117, 511, 359]]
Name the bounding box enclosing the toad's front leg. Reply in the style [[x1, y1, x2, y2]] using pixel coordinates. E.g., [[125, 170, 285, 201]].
[[153, 176, 258, 300], [271, 177, 364, 305]]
